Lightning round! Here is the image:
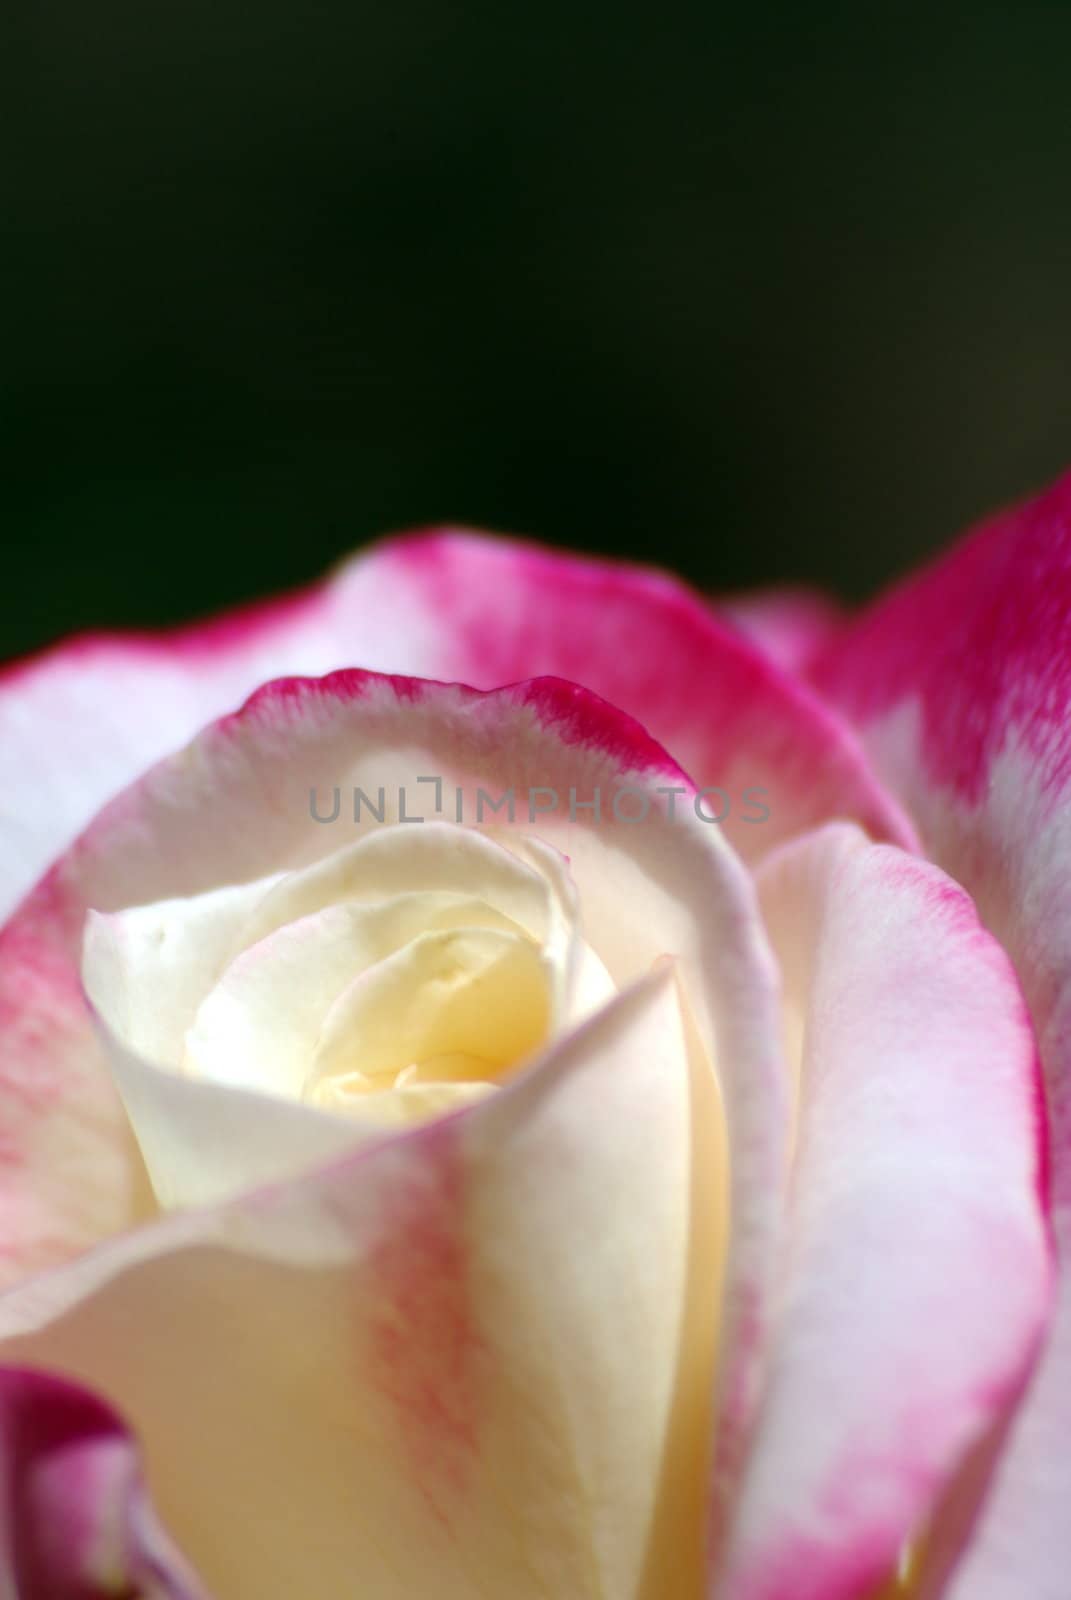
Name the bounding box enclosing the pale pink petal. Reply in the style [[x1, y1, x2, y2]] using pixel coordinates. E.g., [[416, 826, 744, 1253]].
[[717, 585, 846, 676], [0, 532, 911, 917], [0, 972, 721, 1600], [717, 825, 1050, 1600], [336, 533, 913, 861], [0, 571, 427, 921], [0, 1364, 206, 1598], [0, 669, 788, 1544], [814, 473, 1071, 1600]]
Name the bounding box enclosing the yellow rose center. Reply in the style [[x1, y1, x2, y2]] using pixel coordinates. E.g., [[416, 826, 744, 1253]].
[[119, 827, 618, 1139], [305, 925, 553, 1126], [83, 824, 618, 1202]]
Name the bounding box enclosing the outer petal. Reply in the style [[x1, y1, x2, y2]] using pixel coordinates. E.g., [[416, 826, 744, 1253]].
[[0, 531, 911, 917], [0, 669, 788, 1551], [0, 973, 720, 1600], [0, 1364, 205, 1598], [717, 585, 845, 676], [814, 469, 1071, 1599], [717, 825, 1049, 1600]]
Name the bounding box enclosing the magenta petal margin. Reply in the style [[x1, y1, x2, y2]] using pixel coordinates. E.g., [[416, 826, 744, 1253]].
[[0, 1364, 205, 1599]]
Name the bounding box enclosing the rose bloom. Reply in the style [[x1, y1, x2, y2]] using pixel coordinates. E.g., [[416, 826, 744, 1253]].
[[0, 475, 1069, 1600]]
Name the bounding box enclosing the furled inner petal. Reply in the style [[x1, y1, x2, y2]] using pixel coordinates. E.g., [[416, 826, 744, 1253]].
[[84, 822, 618, 1202], [180, 893, 534, 1096], [313, 1076, 498, 1127], [242, 821, 564, 951], [306, 926, 552, 1093], [85, 824, 572, 1067]]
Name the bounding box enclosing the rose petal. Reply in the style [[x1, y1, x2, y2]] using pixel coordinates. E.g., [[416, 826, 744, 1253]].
[[815, 470, 1071, 1598], [79, 875, 286, 1067], [83, 822, 579, 1071], [716, 585, 845, 676], [241, 820, 566, 953], [178, 915, 550, 1104], [717, 825, 1050, 1600], [92, 1034, 372, 1212], [0, 1363, 206, 1598], [0, 670, 788, 1548], [304, 925, 550, 1085], [0, 971, 723, 1600], [83, 825, 613, 1212], [0, 532, 912, 918], [329, 533, 913, 861]]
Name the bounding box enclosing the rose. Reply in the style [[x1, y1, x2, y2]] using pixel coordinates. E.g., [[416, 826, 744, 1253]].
[[0, 516, 1058, 1600], [0, 487, 1062, 1598]]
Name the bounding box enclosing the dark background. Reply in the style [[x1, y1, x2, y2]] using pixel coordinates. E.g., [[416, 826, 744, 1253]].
[[4, 0, 1070, 661]]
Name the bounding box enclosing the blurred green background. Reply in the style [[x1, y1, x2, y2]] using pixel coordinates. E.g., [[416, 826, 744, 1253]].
[[4, 0, 1070, 659]]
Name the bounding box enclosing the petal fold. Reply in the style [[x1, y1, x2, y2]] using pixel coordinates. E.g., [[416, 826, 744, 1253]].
[[0, 1364, 205, 1598], [815, 470, 1071, 1599], [717, 825, 1050, 1600], [0, 669, 788, 1555], [0, 531, 911, 918], [0, 973, 721, 1600]]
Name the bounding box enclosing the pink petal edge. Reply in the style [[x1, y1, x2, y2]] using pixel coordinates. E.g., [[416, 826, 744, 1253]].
[[0, 529, 913, 921], [815, 469, 1071, 1600], [718, 825, 1051, 1600], [0, 1363, 205, 1598]]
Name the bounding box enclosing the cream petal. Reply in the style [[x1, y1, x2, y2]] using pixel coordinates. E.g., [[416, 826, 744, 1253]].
[[3, 669, 783, 1550], [307, 925, 551, 1088], [0, 972, 723, 1600], [717, 825, 1051, 1599], [178, 895, 531, 1097]]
